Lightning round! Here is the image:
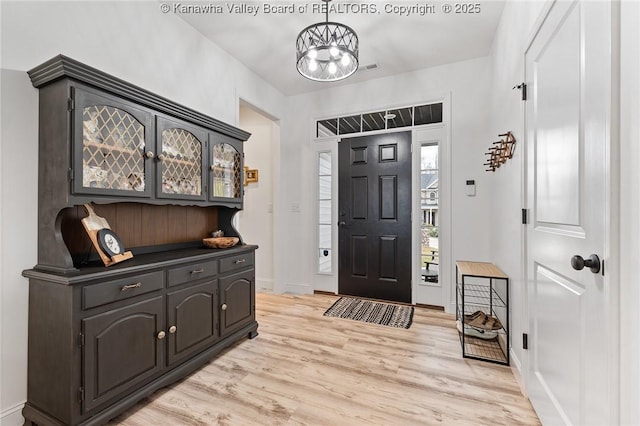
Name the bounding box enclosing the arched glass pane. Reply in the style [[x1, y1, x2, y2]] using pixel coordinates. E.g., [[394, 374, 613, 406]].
[[82, 105, 145, 191], [212, 143, 241, 198], [160, 129, 202, 196]]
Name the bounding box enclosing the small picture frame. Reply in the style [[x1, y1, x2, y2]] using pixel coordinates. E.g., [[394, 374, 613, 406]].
[[244, 166, 259, 185]]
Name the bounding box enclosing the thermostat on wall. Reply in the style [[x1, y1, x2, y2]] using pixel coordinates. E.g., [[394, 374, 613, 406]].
[[466, 180, 476, 196]]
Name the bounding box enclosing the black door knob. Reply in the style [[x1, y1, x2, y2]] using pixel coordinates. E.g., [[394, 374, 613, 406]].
[[571, 254, 601, 274]]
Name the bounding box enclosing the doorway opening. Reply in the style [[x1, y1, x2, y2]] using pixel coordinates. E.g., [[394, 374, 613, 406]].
[[238, 101, 280, 293]]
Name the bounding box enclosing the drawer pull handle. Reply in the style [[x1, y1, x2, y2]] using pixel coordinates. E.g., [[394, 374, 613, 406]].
[[191, 268, 205, 274], [157, 331, 166, 340], [121, 282, 142, 291], [234, 259, 246, 264], [221, 303, 228, 311], [169, 325, 177, 334]]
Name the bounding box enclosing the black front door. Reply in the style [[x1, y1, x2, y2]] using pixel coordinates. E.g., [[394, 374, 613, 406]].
[[338, 131, 412, 303]]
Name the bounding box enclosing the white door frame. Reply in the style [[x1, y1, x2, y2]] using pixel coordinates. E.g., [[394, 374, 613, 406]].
[[310, 95, 451, 307], [411, 100, 452, 310]]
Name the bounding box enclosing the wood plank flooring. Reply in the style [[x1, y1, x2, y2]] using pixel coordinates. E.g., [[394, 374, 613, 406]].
[[109, 293, 540, 425]]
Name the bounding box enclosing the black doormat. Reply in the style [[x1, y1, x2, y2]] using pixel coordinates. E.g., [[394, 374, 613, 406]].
[[323, 297, 414, 329]]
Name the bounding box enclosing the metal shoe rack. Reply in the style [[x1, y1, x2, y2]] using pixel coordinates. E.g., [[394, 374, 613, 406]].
[[455, 261, 509, 365]]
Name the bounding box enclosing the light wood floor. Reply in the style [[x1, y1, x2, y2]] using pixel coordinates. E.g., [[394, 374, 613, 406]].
[[110, 293, 540, 425]]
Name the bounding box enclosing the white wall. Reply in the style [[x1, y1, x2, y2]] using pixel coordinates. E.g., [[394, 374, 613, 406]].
[[0, 2, 285, 424], [486, 0, 546, 382], [278, 56, 493, 307], [0, 70, 37, 426], [238, 104, 278, 292]]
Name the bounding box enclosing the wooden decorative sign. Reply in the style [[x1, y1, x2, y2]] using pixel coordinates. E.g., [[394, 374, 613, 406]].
[[81, 203, 133, 266]]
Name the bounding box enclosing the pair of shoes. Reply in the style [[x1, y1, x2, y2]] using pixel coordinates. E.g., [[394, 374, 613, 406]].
[[456, 320, 498, 340], [464, 310, 485, 321], [465, 312, 503, 330]]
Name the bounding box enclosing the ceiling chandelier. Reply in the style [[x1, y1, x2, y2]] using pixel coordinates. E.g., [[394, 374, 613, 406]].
[[296, 0, 359, 82]]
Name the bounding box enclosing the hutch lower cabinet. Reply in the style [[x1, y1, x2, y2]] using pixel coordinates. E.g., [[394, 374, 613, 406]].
[[23, 247, 257, 426], [22, 56, 257, 425]]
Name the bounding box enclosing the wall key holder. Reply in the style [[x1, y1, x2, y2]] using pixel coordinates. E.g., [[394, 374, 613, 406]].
[[484, 131, 516, 172]]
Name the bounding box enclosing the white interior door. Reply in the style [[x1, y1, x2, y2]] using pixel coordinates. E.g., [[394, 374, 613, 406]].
[[525, 1, 614, 424]]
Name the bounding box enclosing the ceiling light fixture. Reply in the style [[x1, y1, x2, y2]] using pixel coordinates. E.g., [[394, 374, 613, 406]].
[[296, 0, 359, 82]]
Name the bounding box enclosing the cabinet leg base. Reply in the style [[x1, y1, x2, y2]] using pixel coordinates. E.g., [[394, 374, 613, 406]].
[[248, 330, 258, 339]]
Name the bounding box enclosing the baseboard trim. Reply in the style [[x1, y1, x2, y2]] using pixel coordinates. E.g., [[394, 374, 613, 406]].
[[415, 303, 445, 311], [313, 290, 337, 296], [256, 277, 273, 292], [1, 401, 25, 426], [284, 282, 312, 294], [509, 348, 527, 397]]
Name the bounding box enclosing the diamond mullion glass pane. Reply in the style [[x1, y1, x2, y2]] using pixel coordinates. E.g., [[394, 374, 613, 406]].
[[82, 105, 146, 191], [160, 129, 203, 196], [212, 144, 241, 199]]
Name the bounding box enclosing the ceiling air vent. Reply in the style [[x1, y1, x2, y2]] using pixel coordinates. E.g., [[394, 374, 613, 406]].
[[358, 63, 379, 73]]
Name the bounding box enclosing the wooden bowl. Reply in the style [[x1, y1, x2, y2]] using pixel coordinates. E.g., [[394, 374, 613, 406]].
[[202, 237, 239, 249]]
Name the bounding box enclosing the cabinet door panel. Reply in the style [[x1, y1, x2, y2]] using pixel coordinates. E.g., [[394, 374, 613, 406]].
[[219, 270, 255, 336], [82, 296, 164, 413], [73, 86, 154, 198], [209, 134, 243, 205], [156, 116, 207, 201], [167, 281, 219, 365]]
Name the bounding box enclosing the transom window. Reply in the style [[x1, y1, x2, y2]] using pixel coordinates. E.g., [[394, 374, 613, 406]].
[[316, 102, 443, 138]]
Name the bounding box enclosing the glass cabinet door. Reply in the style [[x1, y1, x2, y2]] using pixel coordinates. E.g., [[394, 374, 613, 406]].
[[74, 88, 154, 197], [156, 117, 207, 201], [209, 138, 242, 202]]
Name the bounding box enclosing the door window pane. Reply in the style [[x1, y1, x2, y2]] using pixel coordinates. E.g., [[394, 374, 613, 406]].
[[338, 115, 361, 135], [362, 111, 386, 132], [415, 103, 443, 125], [317, 119, 338, 137], [318, 151, 332, 274], [386, 107, 413, 129], [421, 143, 439, 284]]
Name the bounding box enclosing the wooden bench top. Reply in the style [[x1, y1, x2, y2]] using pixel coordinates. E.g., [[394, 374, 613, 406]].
[[456, 261, 508, 279]]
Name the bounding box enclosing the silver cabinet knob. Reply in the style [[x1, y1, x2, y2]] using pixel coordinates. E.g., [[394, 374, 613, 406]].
[[145, 151, 155, 159], [157, 153, 165, 161], [157, 331, 166, 340], [210, 165, 215, 171], [169, 325, 177, 334], [221, 303, 228, 311]]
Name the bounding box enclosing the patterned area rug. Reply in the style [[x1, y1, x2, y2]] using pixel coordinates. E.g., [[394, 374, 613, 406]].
[[323, 297, 414, 329]]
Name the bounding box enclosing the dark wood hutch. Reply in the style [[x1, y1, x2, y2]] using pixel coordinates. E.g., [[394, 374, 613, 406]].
[[22, 55, 258, 426]]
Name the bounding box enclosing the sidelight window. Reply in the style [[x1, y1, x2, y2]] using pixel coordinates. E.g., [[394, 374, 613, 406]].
[[318, 152, 332, 274], [421, 142, 439, 283]]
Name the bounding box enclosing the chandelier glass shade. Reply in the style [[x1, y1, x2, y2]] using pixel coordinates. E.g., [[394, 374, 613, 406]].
[[296, 17, 359, 81]]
